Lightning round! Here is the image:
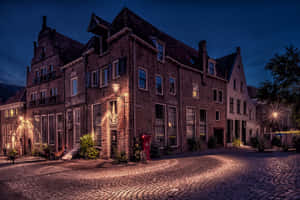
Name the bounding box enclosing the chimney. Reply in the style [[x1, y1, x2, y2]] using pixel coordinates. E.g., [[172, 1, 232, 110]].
[[236, 46, 241, 55], [198, 40, 207, 73], [33, 41, 37, 55], [42, 16, 47, 29]]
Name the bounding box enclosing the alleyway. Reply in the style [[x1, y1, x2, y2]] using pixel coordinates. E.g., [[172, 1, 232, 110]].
[[0, 150, 299, 200]]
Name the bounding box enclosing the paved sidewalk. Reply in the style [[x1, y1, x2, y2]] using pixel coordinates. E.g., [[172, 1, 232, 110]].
[[0, 155, 46, 167]]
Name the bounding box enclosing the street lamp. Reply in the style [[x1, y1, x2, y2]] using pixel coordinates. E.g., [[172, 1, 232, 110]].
[[272, 112, 278, 119]]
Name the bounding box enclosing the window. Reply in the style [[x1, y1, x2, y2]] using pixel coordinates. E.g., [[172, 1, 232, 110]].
[[31, 92, 37, 101], [208, 62, 215, 75], [50, 65, 53, 72], [249, 109, 252, 120], [216, 111, 220, 121], [233, 79, 236, 90], [41, 116, 48, 143], [33, 116, 40, 143], [10, 109, 14, 117], [218, 90, 223, 103], [237, 99, 241, 114], [200, 109, 207, 139], [157, 42, 164, 61], [71, 78, 78, 96], [40, 91, 46, 104], [155, 104, 165, 147], [74, 109, 81, 143], [49, 115, 55, 144], [186, 108, 196, 139], [138, 68, 147, 90], [92, 70, 99, 87], [35, 71, 40, 81], [192, 83, 199, 98], [113, 60, 120, 79], [101, 67, 108, 86], [240, 81, 244, 93], [41, 67, 47, 76], [169, 77, 176, 95], [56, 114, 63, 150], [50, 88, 57, 97], [93, 104, 102, 146], [213, 89, 217, 101], [110, 101, 118, 125], [243, 101, 247, 115], [168, 107, 177, 146], [230, 97, 234, 113], [155, 75, 163, 95]]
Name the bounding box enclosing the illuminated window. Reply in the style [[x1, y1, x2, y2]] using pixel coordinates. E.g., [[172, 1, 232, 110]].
[[168, 107, 177, 146], [186, 108, 196, 139], [192, 83, 199, 98], [10, 109, 14, 117]]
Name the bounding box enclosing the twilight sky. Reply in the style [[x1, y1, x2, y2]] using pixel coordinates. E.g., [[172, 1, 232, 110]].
[[1, 0, 300, 87]]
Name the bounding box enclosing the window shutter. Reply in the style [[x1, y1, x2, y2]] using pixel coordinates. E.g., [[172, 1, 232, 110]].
[[86, 71, 91, 88], [119, 57, 127, 75], [108, 64, 112, 82], [96, 69, 100, 87]]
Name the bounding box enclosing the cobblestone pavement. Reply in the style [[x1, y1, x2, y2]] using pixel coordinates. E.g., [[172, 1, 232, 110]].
[[0, 150, 300, 200]]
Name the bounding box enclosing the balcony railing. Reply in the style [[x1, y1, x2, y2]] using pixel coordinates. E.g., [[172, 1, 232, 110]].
[[32, 71, 57, 85], [29, 95, 61, 107]]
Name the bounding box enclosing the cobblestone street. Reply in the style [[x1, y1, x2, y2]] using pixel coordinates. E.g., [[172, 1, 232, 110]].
[[0, 150, 300, 200]]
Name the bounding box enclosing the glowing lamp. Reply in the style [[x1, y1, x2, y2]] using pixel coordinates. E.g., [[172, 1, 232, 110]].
[[19, 116, 24, 121], [112, 83, 120, 93], [272, 112, 278, 119]]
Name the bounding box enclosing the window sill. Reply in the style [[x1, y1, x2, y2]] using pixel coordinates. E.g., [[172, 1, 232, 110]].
[[138, 87, 148, 92]]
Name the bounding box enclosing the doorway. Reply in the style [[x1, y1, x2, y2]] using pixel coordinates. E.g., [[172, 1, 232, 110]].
[[111, 130, 118, 158], [214, 128, 224, 146]]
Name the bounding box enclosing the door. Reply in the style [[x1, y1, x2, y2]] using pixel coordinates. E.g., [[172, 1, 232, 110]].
[[242, 121, 246, 144], [67, 110, 73, 150], [111, 130, 117, 158], [214, 128, 224, 146]]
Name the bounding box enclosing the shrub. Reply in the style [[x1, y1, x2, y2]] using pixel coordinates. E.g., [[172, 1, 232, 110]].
[[80, 134, 94, 158], [187, 138, 201, 152], [257, 138, 265, 152], [150, 143, 161, 159], [7, 149, 18, 164], [233, 138, 241, 148], [293, 137, 300, 153], [271, 137, 281, 147], [250, 137, 259, 148], [208, 136, 216, 149], [115, 151, 128, 163], [132, 137, 142, 162], [86, 147, 99, 159]]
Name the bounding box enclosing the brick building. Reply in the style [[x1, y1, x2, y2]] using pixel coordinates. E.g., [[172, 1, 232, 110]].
[[0, 89, 26, 155], [218, 48, 260, 145], [3, 8, 232, 158]]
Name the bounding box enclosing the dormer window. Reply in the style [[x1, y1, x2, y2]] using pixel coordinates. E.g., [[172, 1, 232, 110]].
[[152, 38, 165, 62], [208, 62, 215, 75]]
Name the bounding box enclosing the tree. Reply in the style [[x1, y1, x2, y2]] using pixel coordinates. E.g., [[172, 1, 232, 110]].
[[257, 45, 300, 127]]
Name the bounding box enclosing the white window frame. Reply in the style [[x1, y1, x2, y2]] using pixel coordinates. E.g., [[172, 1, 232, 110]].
[[112, 59, 120, 79], [167, 105, 178, 147], [138, 67, 148, 91], [216, 110, 221, 121], [186, 106, 197, 139], [100, 66, 109, 87], [71, 77, 78, 96], [155, 74, 163, 96], [154, 103, 166, 148]]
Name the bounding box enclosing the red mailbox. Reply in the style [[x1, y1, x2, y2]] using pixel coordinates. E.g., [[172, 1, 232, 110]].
[[141, 134, 151, 160]]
